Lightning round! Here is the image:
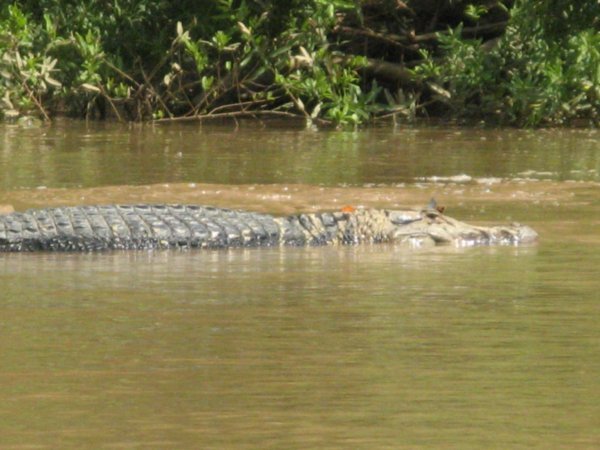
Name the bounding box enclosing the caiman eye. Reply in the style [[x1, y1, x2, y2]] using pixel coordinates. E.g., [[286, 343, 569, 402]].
[[387, 210, 421, 225]]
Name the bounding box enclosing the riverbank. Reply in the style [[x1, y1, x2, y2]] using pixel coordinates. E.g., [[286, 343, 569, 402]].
[[1, 1, 598, 127]]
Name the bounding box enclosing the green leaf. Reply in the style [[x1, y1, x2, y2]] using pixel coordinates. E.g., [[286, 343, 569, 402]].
[[81, 83, 101, 93], [201, 75, 214, 90]]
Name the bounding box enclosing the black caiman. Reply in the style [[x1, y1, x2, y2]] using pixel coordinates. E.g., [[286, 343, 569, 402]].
[[0, 204, 537, 252]]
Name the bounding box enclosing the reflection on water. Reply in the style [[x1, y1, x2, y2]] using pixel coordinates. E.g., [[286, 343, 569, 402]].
[[1, 240, 599, 448], [0, 121, 599, 448], [0, 120, 598, 191]]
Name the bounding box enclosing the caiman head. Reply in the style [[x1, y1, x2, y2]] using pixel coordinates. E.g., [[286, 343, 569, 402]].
[[362, 209, 539, 247]]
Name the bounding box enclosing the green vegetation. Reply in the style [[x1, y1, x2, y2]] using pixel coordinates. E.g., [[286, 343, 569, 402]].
[[415, 1, 600, 126], [0, 0, 598, 126]]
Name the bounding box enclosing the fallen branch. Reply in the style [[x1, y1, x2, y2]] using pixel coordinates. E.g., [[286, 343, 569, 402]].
[[412, 21, 508, 43], [104, 60, 141, 89], [151, 109, 331, 126], [21, 81, 50, 121], [98, 87, 124, 122], [362, 58, 419, 87], [139, 64, 173, 119], [207, 98, 271, 115], [333, 25, 419, 51]]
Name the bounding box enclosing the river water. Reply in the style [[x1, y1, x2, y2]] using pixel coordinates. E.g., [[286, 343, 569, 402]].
[[0, 120, 598, 448]]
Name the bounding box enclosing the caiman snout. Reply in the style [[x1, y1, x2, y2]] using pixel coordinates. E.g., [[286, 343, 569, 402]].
[[513, 224, 538, 244]]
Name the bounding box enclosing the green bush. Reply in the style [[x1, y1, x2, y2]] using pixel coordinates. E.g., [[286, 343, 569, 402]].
[[0, 4, 62, 119], [413, 0, 600, 126], [1, 0, 380, 125], [0, 0, 597, 126]]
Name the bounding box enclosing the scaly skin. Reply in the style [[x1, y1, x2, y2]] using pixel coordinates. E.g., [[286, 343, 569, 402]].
[[0, 204, 537, 252]]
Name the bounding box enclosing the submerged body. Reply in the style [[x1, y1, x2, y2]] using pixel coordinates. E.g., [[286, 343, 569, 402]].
[[0, 204, 537, 252]]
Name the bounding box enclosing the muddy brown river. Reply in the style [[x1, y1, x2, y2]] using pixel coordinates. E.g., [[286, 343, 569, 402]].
[[0, 120, 598, 448]]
